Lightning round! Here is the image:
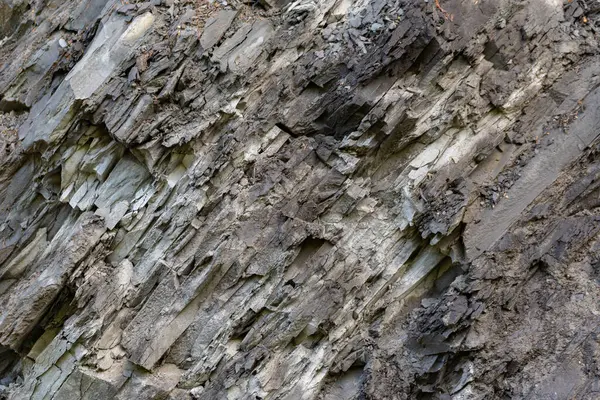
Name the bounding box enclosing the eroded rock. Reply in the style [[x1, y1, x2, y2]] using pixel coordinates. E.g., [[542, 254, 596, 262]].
[[2, 0, 600, 399]]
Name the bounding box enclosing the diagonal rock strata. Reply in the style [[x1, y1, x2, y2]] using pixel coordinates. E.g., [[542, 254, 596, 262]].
[[2, 0, 600, 399]]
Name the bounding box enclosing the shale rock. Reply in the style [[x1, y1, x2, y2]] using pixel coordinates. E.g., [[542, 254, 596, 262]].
[[2, 0, 600, 399]]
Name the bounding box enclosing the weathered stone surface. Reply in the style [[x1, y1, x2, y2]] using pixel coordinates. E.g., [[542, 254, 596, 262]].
[[2, 0, 600, 399], [200, 10, 238, 50]]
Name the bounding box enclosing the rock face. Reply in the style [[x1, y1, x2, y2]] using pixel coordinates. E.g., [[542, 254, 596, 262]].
[[2, 0, 600, 398]]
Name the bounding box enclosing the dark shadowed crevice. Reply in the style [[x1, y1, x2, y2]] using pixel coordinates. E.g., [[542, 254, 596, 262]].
[[0, 97, 30, 113], [19, 285, 77, 357]]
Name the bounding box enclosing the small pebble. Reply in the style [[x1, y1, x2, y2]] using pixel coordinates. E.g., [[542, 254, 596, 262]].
[[59, 38, 68, 48], [370, 23, 383, 32]]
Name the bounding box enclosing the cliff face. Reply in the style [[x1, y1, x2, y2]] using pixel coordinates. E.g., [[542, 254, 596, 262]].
[[2, 0, 600, 398]]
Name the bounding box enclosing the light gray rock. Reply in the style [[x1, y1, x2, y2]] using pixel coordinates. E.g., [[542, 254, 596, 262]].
[[200, 10, 238, 50]]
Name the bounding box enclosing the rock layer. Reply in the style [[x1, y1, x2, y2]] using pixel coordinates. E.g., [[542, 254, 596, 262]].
[[2, 0, 600, 398]]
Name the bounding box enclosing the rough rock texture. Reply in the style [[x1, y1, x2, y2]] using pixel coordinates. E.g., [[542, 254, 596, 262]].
[[2, 0, 600, 398]]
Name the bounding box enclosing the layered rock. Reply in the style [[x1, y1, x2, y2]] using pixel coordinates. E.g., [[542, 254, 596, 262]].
[[1, 0, 600, 398]]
